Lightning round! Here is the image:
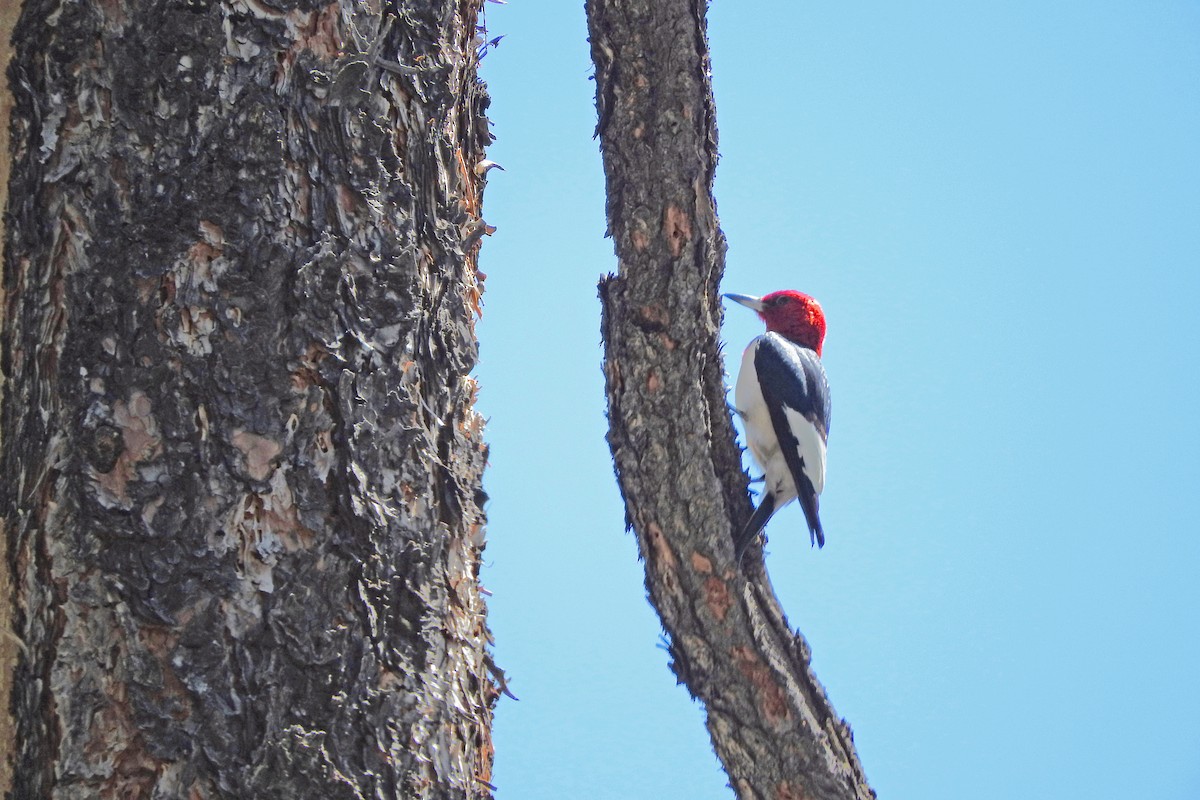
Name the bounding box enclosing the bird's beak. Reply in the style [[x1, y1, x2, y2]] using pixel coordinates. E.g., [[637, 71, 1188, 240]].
[[723, 293, 765, 312]]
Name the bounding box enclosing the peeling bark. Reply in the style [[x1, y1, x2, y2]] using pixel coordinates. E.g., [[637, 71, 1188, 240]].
[[1, 1, 497, 797], [585, 0, 876, 798]]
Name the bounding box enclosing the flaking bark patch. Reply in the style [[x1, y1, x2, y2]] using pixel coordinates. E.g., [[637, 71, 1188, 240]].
[[732, 646, 792, 727], [702, 575, 732, 623], [663, 203, 692, 258]]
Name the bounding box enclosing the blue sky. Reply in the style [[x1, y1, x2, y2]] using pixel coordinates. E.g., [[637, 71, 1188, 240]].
[[473, 2, 1200, 798]]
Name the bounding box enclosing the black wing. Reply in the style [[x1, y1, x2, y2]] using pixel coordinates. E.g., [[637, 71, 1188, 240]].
[[753, 333, 831, 546]]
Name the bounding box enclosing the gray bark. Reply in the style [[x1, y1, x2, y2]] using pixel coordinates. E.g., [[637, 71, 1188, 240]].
[[586, 0, 876, 798], [1, 1, 497, 797]]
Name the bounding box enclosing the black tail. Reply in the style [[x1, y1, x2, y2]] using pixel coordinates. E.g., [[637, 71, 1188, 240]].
[[734, 493, 776, 563], [798, 487, 824, 548]]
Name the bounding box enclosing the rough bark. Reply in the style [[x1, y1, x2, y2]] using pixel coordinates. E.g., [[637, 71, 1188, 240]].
[[585, 1, 876, 798], [1, 1, 496, 798], [0, 6, 22, 797]]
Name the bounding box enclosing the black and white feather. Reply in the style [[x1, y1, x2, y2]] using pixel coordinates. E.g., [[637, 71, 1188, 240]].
[[733, 332, 831, 556]]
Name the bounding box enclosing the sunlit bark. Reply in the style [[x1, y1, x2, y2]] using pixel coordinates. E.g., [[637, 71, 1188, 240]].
[[1, 1, 497, 797]]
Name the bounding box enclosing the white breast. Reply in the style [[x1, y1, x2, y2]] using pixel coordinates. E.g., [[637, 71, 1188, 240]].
[[734, 339, 826, 502]]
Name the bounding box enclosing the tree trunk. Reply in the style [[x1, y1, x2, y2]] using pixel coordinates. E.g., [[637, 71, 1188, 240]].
[[1, 1, 497, 797], [585, 1, 876, 798]]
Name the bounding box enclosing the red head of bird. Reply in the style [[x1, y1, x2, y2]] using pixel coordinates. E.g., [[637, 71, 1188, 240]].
[[724, 290, 826, 356]]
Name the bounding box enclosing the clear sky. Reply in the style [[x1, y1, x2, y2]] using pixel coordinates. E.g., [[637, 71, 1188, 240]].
[[473, 2, 1200, 798]]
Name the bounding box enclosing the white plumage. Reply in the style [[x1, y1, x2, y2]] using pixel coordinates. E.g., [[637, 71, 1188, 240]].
[[735, 338, 827, 504]]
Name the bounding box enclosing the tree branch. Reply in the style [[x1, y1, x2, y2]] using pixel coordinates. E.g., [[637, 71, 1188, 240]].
[[586, 0, 876, 797]]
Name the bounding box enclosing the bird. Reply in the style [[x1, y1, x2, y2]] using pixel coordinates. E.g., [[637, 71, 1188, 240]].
[[724, 290, 831, 562]]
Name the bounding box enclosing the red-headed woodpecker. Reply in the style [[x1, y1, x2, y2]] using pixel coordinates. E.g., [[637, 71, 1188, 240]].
[[725, 290, 831, 561]]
